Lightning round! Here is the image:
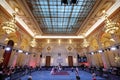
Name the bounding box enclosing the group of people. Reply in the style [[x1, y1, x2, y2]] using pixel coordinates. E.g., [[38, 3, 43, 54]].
[[50, 65, 62, 74], [0, 64, 35, 80], [72, 67, 96, 80], [50, 66, 81, 80]]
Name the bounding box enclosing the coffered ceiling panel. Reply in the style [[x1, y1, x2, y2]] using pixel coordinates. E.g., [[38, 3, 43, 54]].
[[26, 0, 96, 34]]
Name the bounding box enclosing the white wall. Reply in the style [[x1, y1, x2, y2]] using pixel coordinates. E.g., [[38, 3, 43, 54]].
[[41, 44, 77, 66]]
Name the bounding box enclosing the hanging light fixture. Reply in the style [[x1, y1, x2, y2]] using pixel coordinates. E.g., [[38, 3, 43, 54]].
[[81, 34, 89, 48], [82, 38, 89, 47], [30, 33, 37, 47], [103, 10, 119, 34], [1, 13, 17, 34], [1, 8, 18, 34], [115, 56, 120, 63], [30, 38, 37, 47]]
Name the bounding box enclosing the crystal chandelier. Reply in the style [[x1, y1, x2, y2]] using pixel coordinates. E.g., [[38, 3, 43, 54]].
[[115, 56, 120, 63], [1, 13, 17, 34], [103, 11, 119, 34], [82, 38, 89, 47], [30, 38, 37, 47]]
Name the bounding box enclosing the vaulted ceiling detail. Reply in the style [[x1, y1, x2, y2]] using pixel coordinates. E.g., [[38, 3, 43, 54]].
[[2, 0, 115, 37]]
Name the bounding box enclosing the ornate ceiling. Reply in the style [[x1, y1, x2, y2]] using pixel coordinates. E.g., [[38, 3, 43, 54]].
[[0, 0, 117, 38], [0, 0, 120, 53]]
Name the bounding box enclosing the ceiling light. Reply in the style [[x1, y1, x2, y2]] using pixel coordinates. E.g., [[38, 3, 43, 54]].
[[0, 1, 34, 37], [1, 7, 19, 34], [98, 50, 103, 53], [110, 46, 116, 51], [30, 38, 37, 47], [47, 39, 50, 44], [82, 38, 89, 47], [35, 35, 83, 39], [103, 10, 119, 34], [30, 34, 37, 47], [18, 50, 23, 53], [91, 52, 94, 55], [1, 13, 18, 34], [26, 52, 28, 55], [81, 34, 89, 47], [115, 56, 120, 63], [5, 47, 11, 51], [58, 39, 61, 44], [69, 39, 72, 44], [85, 1, 120, 37]]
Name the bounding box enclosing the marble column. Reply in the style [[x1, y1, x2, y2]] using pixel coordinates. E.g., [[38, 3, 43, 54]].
[[3, 40, 14, 67]]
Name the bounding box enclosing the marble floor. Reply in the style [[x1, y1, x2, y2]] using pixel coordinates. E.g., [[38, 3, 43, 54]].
[[21, 70, 106, 80]]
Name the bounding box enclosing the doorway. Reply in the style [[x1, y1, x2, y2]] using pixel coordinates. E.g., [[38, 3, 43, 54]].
[[68, 56, 73, 66], [45, 56, 51, 66]]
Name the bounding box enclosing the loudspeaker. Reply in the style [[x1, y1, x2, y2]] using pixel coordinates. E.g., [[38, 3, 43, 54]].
[[70, 0, 77, 5], [61, 0, 68, 5]]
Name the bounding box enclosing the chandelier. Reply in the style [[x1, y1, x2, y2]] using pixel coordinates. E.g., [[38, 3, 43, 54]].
[[115, 56, 120, 63], [82, 38, 89, 47], [1, 13, 17, 34], [103, 11, 119, 34], [30, 38, 37, 47]]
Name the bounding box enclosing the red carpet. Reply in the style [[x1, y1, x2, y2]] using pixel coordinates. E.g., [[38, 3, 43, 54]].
[[52, 71, 69, 75]]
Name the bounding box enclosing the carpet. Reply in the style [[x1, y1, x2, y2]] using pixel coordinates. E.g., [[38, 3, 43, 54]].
[[52, 71, 69, 75]]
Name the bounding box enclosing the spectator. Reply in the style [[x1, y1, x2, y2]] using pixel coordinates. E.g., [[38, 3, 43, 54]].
[[75, 67, 80, 80], [28, 75, 32, 80], [92, 71, 96, 80], [76, 67, 79, 73], [71, 67, 74, 72]]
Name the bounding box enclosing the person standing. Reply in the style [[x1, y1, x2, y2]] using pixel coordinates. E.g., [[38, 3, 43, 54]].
[[75, 67, 80, 80], [71, 67, 74, 72]]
